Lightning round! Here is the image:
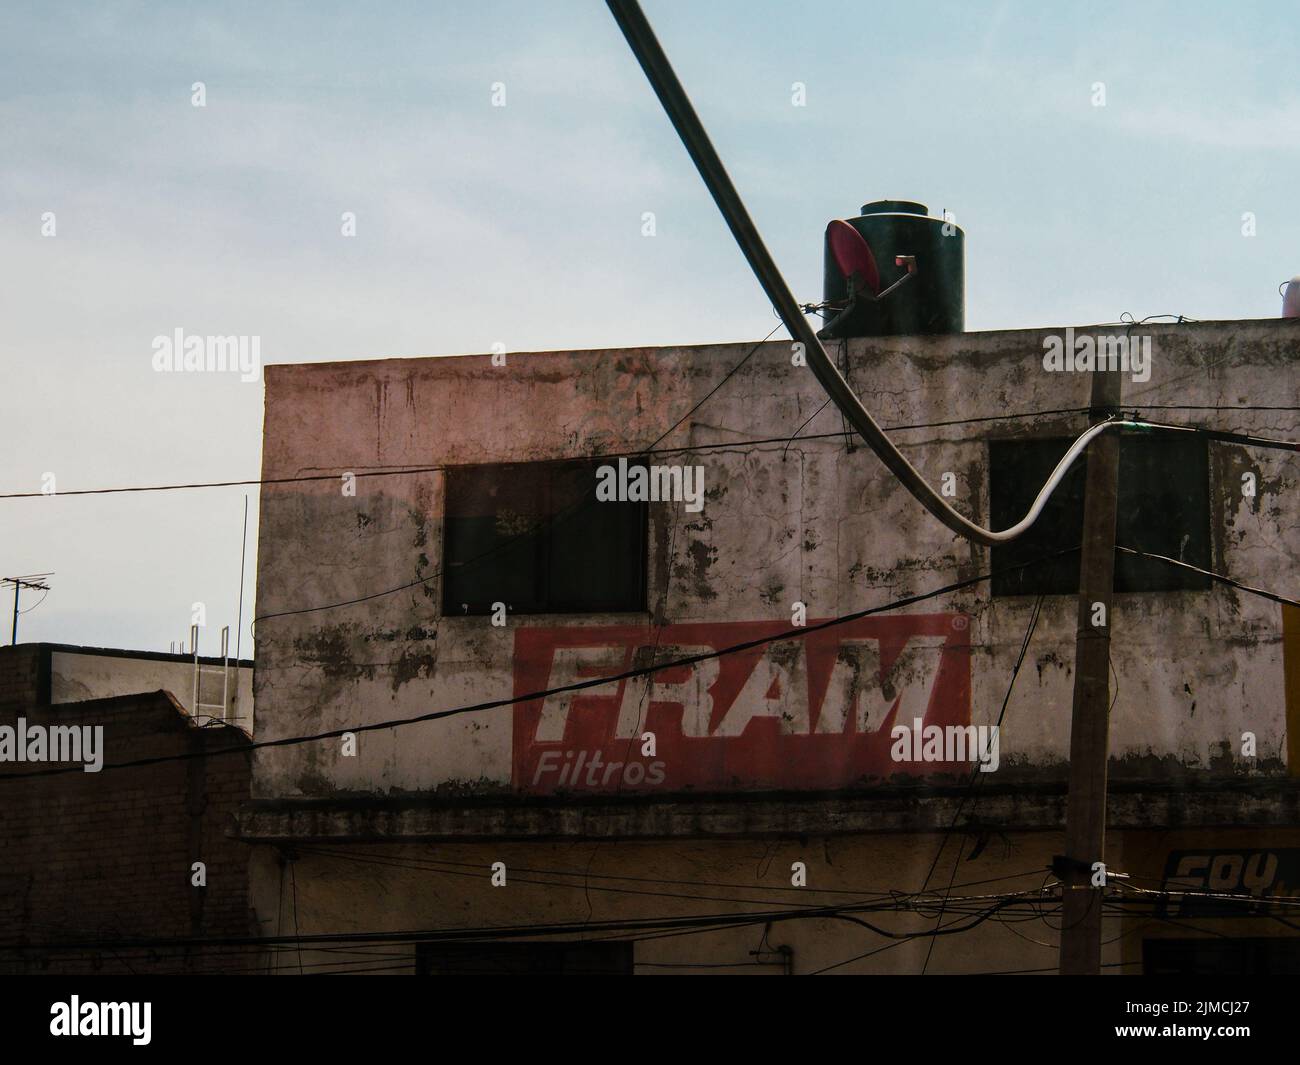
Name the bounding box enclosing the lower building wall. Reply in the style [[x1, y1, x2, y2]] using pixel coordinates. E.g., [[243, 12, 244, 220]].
[[244, 827, 1300, 975], [0, 691, 254, 975]]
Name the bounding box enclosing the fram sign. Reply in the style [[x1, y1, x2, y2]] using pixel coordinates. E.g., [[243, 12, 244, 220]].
[[513, 614, 970, 793]]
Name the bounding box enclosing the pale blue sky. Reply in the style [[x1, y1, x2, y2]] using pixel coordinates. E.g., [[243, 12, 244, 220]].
[[2, 0, 1296, 651]]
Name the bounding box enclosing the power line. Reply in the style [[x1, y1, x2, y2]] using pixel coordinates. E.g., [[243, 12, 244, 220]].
[[2, 887, 1053, 956], [644, 323, 783, 451], [247, 538, 1300, 680], [2, 403, 1294, 503], [18, 879, 1289, 968], [15, 533, 1284, 806], [5, 320, 789, 643], [1117, 545, 1300, 608], [245, 540, 1300, 702], [9, 403, 1248, 503], [5, 890, 1054, 968], [5, 390, 1293, 660], [289, 846, 835, 911], [250, 414, 1294, 628], [604, 0, 1297, 550], [16, 883, 1292, 966], [919, 592, 1046, 975], [212, 413, 1300, 631], [818, 593, 1046, 978], [1128, 404, 1300, 413], [0, 546, 1082, 783], [231, 416, 1300, 628], [291, 845, 1048, 903], [209, 409, 1111, 627], [1127, 418, 1300, 454]]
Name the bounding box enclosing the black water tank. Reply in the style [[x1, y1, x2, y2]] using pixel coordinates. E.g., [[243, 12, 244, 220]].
[[820, 200, 964, 338]]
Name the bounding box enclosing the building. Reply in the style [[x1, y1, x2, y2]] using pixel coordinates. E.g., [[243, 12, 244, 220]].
[[242, 319, 1300, 974], [0, 643, 254, 974]]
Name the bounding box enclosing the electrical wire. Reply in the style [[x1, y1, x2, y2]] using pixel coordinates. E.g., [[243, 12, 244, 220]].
[[0, 545, 1081, 783], [16, 588, 49, 614], [289, 845, 834, 911], [292, 846, 1048, 903], [8, 534, 1295, 785], [1126, 418, 1300, 454], [28, 884, 1289, 974], [925, 594, 1044, 975], [238, 412, 1298, 633], [1, 888, 1058, 955], [291, 861, 304, 975], [240, 412, 1103, 626], [605, 0, 1245, 549], [579, 504, 683, 925], [256, 317, 781, 630], [4, 895, 1055, 972], [9, 0, 1290, 558], [644, 324, 783, 452], [1, 403, 1197, 502], [1116, 545, 1299, 608], [214, 413, 1300, 632], [292, 847, 1059, 930]]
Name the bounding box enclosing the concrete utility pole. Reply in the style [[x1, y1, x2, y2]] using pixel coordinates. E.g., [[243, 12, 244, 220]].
[[1058, 365, 1123, 975]]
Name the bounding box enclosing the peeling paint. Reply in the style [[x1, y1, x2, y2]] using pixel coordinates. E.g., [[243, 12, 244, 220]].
[[254, 322, 1299, 804]]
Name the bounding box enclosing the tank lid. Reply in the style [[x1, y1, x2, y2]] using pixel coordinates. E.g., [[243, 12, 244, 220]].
[[860, 199, 928, 216]]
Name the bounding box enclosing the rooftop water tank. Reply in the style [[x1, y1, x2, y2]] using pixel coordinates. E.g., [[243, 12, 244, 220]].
[[820, 200, 964, 338], [1283, 276, 1300, 318]]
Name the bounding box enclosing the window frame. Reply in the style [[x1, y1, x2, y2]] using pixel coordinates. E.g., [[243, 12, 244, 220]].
[[439, 457, 650, 618], [987, 431, 1214, 598]]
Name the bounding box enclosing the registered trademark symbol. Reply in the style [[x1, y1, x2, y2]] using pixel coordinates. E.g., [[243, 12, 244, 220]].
[[952, 616, 968, 631]]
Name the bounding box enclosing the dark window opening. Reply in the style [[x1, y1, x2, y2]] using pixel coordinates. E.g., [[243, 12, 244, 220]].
[[990, 433, 1212, 596], [416, 941, 634, 975], [442, 459, 648, 616]]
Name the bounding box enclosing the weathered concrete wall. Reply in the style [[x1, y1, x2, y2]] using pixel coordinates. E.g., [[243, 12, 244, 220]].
[[252, 321, 1300, 805], [241, 826, 1300, 975], [244, 833, 1082, 976]]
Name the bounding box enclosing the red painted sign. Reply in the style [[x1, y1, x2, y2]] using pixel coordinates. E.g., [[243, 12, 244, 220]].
[[513, 614, 971, 793]]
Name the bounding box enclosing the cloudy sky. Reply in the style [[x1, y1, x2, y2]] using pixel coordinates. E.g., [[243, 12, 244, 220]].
[[2, 0, 1296, 653]]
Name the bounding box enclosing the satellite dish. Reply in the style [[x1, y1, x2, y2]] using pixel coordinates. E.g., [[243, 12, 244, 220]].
[[826, 219, 881, 297]]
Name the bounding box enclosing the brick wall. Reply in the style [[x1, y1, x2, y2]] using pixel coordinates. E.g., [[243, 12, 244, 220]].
[[0, 665, 254, 974], [0, 644, 46, 712]]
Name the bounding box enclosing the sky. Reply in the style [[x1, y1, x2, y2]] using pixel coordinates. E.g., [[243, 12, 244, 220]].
[[2, 0, 1297, 654]]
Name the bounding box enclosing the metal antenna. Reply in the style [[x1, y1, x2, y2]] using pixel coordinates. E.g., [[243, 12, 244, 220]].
[[3, 573, 52, 644]]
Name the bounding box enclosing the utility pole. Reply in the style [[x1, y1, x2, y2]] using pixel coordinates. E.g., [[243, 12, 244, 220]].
[[3, 574, 52, 645], [1058, 364, 1123, 974]]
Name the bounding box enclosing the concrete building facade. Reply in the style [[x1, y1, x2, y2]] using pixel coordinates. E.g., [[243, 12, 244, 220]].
[[243, 320, 1300, 974]]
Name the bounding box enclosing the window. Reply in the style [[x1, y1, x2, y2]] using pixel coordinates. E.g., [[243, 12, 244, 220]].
[[989, 433, 1212, 596], [416, 941, 634, 975], [441, 459, 648, 615]]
